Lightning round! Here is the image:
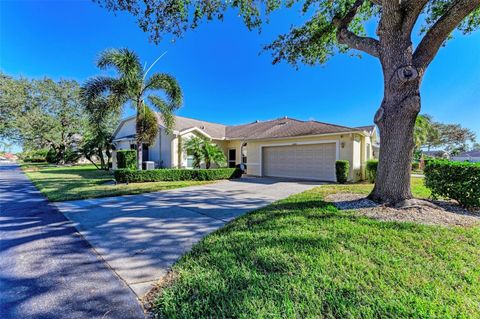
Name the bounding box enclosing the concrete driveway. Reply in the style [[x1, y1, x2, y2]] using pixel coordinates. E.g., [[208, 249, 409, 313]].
[[54, 177, 323, 297]]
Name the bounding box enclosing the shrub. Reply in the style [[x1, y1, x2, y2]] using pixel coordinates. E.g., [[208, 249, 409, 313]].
[[424, 160, 480, 208], [117, 150, 137, 170], [335, 160, 349, 184], [23, 149, 49, 162], [411, 162, 420, 170], [46, 149, 57, 163], [64, 148, 82, 164], [366, 160, 378, 183], [114, 168, 243, 183]]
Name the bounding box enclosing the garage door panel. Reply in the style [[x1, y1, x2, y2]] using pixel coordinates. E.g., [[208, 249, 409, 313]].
[[262, 143, 336, 181]]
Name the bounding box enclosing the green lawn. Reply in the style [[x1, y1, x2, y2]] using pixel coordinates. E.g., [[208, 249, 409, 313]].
[[152, 180, 479, 319], [21, 163, 211, 201]]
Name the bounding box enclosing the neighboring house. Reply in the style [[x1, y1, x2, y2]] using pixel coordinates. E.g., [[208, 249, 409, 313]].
[[1, 153, 18, 161], [422, 150, 449, 159], [112, 114, 378, 182], [451, 150, 480, 163]]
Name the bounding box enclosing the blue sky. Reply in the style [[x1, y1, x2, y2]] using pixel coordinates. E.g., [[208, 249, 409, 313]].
[[1, 0, 479, 150]]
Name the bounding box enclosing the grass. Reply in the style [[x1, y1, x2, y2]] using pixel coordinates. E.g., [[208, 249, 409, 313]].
[[152, 180, 479, 319], [21, 163, 211, 201]]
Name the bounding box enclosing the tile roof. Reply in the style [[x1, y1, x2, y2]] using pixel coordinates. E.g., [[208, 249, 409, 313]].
[[152, 114, 371, 140]]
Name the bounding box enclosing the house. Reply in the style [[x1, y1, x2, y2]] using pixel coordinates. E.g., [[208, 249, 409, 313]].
[[112, 114, 378, 182], [451, 150, 480, 163], [421, 150, 449, 159]]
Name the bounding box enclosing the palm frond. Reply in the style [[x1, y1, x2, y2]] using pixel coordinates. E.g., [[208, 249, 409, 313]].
[[80, 76, 118, 104], [148, 95, 176, 134], [143, 73, 183, 107], [97, 48, 143, 81]]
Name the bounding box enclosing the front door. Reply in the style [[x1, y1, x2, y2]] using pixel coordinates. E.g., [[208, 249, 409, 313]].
[[142, 144, 149, 162], [228, 149, 236, 168]]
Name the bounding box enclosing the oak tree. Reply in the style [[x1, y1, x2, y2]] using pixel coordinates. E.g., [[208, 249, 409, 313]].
[[96, 0, 480, 205]]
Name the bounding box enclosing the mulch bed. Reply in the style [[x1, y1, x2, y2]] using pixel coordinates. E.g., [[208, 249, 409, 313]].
[[325, 193, 480, 227]]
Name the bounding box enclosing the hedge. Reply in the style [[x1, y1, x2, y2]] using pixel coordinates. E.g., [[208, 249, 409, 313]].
[[366, 160, 378, 183], [335, 160, 349, 184], [424, 159, 480, 208], [114, 168, 243, 183], [117, 150, 136, 170]]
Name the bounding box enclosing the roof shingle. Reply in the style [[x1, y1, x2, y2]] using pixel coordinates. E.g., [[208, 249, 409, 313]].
[[153, 114, 372, 140]]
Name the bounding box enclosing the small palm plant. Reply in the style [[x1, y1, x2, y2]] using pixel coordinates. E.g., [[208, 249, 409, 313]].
[[183, 136, 203, 168], [183, 136, 226, 169], [203, 142, 226, 169], [81, 48, 183, 169]]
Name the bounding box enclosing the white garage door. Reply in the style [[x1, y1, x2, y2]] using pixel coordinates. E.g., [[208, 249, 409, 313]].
[[262, 143, 337, 181]]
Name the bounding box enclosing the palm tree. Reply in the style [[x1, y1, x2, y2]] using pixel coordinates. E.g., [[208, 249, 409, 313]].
[[183, 136, 203, 168], [183, 136, 226, 169], [203, 142, 226, 169], [81, 48, 183, 169]]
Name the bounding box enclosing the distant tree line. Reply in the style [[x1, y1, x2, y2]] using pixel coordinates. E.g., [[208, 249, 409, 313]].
[[0, 72, 119, 168], [414, 114, 477, 156]]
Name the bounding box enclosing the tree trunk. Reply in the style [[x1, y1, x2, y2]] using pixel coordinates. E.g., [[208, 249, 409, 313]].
[[368, 82, 421, 206], [137, 141, 143, 170]]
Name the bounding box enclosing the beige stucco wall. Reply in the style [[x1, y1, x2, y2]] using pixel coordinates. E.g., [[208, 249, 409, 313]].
[[112, 117, 173, 169], [352, 135, 362, 181], [243, 133, 359, 180]]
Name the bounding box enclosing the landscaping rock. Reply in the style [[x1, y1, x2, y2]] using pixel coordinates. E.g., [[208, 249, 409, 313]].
[[325, 193, 480, 227]]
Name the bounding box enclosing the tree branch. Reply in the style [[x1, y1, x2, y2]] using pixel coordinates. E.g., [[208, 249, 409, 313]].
[[413, 0, 480, 71], [401, 0, 430, 35], [333, 0, 380, 58]]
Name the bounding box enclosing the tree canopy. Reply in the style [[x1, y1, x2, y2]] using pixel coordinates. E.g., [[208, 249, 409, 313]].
[[0, 74, 87, 162], [97, 0, 480, 67]]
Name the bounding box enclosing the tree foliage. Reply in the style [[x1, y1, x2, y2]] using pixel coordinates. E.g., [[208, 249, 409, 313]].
[[136, 103, 158, 145], [96, 0, 480, 66], [183, 136, 226, 169], [1, 74, 87, 163], [82, 98, 120, 170], [414, 114, 477, 154]]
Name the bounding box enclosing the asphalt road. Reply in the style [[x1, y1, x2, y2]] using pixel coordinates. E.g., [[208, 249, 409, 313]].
[[0, 162, 144, 319]]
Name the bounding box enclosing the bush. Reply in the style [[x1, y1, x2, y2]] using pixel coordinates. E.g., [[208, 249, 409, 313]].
[[335, 160, 349, 184], [366, 160, 378, 183], [64, 148, 82, 164], [46, 149, 57, 163], [424, 160, 480, 208], [23, 149, 49, 162], [117, 150, 137, 170], [114, 168, 243, 183], [411, 162, 420, 171]]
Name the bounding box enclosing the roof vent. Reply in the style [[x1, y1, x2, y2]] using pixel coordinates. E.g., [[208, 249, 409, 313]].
[[200, 125, 205, 129], [255, 120, 260, 123]]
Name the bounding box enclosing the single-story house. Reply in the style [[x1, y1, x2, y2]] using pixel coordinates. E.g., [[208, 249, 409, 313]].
[[112, 114, 378, 182], [451, 150, 480, 163]]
